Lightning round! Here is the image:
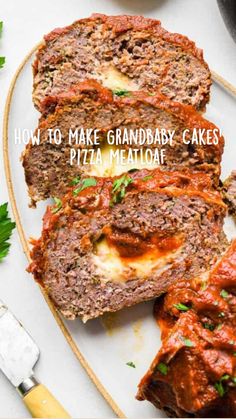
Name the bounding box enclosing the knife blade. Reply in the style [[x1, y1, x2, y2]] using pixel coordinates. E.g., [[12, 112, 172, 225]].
[[0, 300, 70, 418]]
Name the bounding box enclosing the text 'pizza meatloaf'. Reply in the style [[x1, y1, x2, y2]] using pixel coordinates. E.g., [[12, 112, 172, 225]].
[[22, 80, 224, 206], [28, 168, 227, 322], [137, 240, 236, 418], [33, 14, 211, 111]]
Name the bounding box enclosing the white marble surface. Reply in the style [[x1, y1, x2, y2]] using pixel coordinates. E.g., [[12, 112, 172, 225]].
[[0, 0, 235, 417]]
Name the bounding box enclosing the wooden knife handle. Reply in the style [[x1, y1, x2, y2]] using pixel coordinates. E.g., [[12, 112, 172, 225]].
[[23, 384, 71, 418]]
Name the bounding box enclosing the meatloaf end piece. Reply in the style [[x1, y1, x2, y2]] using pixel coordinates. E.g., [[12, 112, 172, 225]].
[[33, 14, 211, 111], [223, 170, 236, 219], [22, 80, 224, 206], [28, 168, 227, 321], [137, 240, 236, 418]]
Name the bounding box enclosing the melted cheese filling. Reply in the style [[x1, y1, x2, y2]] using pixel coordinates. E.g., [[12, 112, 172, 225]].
[[88, 143, 159, 177], [96, 64, 139, 91], [93, 236, 183, 283], [87, 64, 159, 176], [87, 67, 183, 284]]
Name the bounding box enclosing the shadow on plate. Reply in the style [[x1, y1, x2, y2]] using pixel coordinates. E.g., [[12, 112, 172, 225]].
[[65, 299, 156, 337], [110, 0, 168, 14]]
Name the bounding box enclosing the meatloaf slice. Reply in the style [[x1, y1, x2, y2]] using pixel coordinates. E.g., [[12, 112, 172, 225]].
[[33, 14, 211, 111], [22, 80, 224, 206], [223, 171, 236, 220], [137, 240, 236, 418], [28, 168, 227, 322]]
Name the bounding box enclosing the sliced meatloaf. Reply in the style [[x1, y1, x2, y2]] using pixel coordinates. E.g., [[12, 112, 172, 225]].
[[33, 14, 211, 111], [223, 171, 236, 219], [28, 168, 227, 321], [137, 240, 236, 418], [22, 80, 224, 206]]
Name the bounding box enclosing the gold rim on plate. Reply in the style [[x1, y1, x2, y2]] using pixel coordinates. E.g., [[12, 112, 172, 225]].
[[3, 44, 236, 419]]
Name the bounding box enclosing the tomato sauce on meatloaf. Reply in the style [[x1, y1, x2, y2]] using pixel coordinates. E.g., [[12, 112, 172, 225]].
[[28, 168, 227, 321]]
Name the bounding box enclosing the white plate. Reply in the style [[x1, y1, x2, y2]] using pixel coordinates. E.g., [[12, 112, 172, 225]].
[[4, 50, 236, 418]]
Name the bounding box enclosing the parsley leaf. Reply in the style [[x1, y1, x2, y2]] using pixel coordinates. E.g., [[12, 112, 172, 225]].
[[0, 203, 15, 261], [182, 337, 194, 347], [110, 175, 133, 206], [51, 197, 62, 214], [142, 175, 153, 182], [73, 178, 97, 196], [203, 323, 215, 331], [214, 381, 225, 397], [174, 303, 190, 312], [70, 176, 81, 186], [0, 22, 5, 70], [156, 362, 168, 375], [200, 281, 208, 291], [220, 289, 229, 299], [113, 89, 130, 97], [221, 374, 230, 380], [0, 56, 5, 69], [128, 168, 138, 173], [214, 374, 230, 397], [126, 361, 136, 368]]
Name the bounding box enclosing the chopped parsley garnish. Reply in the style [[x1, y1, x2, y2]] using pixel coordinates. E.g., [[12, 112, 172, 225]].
[[200, 281, 208, 291], [220, 289, 229, 299], [126, 361, 136, 368], [113, 89, 130, 97], [174, 303, 190, 312], [70, 176, 81, 186], [214, 381, 225, 397], [73, 178, 97, 196], [0, 21, 3, 33], [232, 377, 236, 384], [214, 374, 230, 397], [0, 203, 15, 261], [233, 352, 236, 357], [51, 197, 62, 214], [110, 175, 133, 206], [128, 168, 138, 173], [203, 323, 215, 331], [182, 337, 194, 347], [156, 362, 168, 375], [221, 374, 230, 381], [142, 175, 153, 182]]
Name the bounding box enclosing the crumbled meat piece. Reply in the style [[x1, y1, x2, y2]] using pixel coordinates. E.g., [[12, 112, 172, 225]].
[[223, 171, 236, 219], [137, 240, 236, 418]]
